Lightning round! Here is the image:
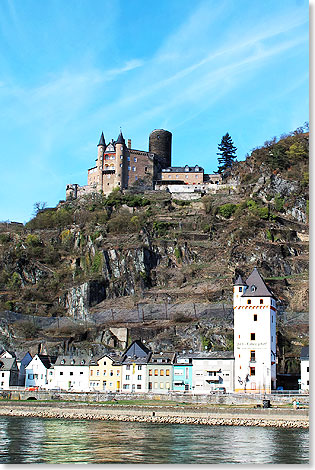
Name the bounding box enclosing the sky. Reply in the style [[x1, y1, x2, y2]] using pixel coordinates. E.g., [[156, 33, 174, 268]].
[[0, 0, 309, 223]]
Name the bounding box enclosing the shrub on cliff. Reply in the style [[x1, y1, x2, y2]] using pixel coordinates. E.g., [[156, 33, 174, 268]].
[[218, 203, 236, 218]]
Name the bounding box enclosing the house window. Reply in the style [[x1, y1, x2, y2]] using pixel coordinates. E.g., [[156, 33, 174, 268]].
[[154, 382, 158, 389], [137, 384, 141, 389], [80, 372, 83, 375], [251, 333, 256, 341], [145, 167, 147, 172], [166, 369, 170, 376], [90, 370, 93, 376], [137, 375, 142, 380], [250, 351, 255, 361], [60, 372, 63, 376], [160, 370, 164, 376], [307, 380, 309, 385], [70, 372, 74, 376], [154, 369, 158, 376], [138, 365, 142, 371], [239, 287, 242, 292], [96, 370, 99, 376], [168, 175, 171, 179], [135, 176, 138, 180], [123, 384, 129, 390], [166, 382, 170, 389], [254, 314, 257, 321], [307, 367, 309, 372], [160, 382, 164, 389], [247, 299, 251, 305], [126, 375, 130, 380], [126, 365, 130, 370], [250, 367, 255, 376], [116, 370, 120, 376], [110, 371, 113, 376], [260, 299, 263, 304], [149, 369, 152, 376]]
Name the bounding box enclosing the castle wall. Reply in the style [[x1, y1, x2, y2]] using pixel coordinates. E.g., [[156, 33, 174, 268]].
[[161, 171, 203, 184]]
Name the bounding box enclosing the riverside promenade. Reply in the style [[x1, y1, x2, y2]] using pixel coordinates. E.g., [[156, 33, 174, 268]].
[[0, 400, 308, 429]]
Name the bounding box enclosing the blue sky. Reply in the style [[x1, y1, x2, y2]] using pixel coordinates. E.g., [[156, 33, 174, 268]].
[[0, 0, 309, 223]]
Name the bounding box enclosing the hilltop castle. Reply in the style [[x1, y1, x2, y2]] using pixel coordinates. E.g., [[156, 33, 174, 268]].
[[66, 129, 221, 200]]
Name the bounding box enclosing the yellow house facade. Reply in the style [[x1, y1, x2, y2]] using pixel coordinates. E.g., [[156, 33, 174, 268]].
[[89, 354, 122, 392]]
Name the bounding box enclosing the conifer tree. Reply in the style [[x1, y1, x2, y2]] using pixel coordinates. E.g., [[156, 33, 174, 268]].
[[216, 133, 237, 174]]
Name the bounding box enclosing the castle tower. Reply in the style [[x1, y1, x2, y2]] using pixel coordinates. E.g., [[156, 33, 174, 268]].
[[149, 129, 172, 168], [115, 130, 126, 189], [233, 268, 277, 393], [97, 132, 106, 191]]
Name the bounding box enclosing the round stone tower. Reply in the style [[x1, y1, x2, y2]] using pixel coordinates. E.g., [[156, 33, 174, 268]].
[[149, 129, 172, 168]]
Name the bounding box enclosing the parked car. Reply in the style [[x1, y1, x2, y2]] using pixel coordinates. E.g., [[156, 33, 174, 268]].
[[213, 387, 226, 393], [25, 386, 39, 391]]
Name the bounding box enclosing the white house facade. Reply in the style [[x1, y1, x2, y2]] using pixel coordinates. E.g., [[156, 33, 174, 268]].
[[191, 352, 235, 393], [233, 268, 277, 393], [300, 346, 309, 393], [25, 355, 56, 389], [52, 356, 90, 391]]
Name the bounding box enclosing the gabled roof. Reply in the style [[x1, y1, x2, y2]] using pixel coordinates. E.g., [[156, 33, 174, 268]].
[[0, 358, 18, 371], [176, 351, 234, 360], [148, 352, 176, 364], [300, 346, 309, 360], [234, 275, 246, 286], [35, 354, 57, 369], [98, 132, 106, 147], [122, 340, 151, 359], [241, 268, 273, 297]]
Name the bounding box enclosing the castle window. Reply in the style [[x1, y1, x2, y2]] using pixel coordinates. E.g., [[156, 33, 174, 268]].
[[176, 174, 179, 178], [134, 157, 137, 162], [251, 333, 255, 341], [120, 163, 123, 167], [132, 167, 136, 172], [128, 166, 131, 170], [247, 299, 251, 305], [127, 157, 130, 161], [185, 175, 188, 179], [135, 176, 138, 180], [168, 175, 172, 179], [120, 155, 123, 159], [145, 167, 147, 172], [260, 299, 263, 304]]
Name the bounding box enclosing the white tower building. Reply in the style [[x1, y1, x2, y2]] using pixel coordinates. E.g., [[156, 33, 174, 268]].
[[233, 268, 277, 393]]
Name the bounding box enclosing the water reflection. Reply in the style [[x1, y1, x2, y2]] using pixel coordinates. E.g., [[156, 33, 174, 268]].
[[0, 416, 309, 464]]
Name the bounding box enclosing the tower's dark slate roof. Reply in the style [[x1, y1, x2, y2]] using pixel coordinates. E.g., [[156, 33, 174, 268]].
[[241, 268, 273, 297], [234, 275, 246, 286], [300, 346, 309, 359], [98, 132, 106, 147], [116, 130, 125, 145]]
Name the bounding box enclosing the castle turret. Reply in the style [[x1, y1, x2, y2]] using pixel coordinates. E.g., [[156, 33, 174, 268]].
[[149, 129, 172, 168], [115, 130, 126, 189], [233, 268, 277, 393], [96, 132, 106, 191]]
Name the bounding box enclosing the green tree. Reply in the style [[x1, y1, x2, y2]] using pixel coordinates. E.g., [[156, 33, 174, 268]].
[[217, 133, 237, 174]]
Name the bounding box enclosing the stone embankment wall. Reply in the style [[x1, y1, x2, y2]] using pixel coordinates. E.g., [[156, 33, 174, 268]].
[[0, 402, 308, 429], [2, 390, 309, 406]]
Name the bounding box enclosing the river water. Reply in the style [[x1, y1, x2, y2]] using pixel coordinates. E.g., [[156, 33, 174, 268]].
[[0, 416, 309, 464]]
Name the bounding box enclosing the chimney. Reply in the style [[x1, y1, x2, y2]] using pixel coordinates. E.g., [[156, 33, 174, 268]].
[[128, 139, 131, 149]]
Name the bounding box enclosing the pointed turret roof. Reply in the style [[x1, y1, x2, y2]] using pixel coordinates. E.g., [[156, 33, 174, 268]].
[[97, 132, 106, 147], [116, 129, 125, 145], [234, 274, 246, 286], [241, 267, 273, 297]]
